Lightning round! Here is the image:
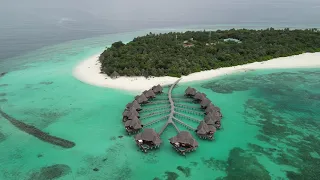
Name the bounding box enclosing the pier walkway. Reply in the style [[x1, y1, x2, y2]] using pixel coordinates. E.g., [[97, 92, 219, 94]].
[[172, 117, 196, 131], [158, 79, 181, 135], [143, 115, 169, 127], [138, 78, 203, 136]]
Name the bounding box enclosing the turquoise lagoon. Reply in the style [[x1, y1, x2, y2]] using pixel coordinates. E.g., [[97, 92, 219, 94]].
[[0, 29, 320, 180]]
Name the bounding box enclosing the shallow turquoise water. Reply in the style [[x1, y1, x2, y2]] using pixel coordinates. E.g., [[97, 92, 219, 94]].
[[0, 30, 319, 180]]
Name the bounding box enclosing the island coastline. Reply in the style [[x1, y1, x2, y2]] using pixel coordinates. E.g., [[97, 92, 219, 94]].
[[73, 52, 320, 92]]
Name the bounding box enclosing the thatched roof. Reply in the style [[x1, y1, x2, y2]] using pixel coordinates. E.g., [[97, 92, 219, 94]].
[[132, 100, 142, 109], [152, 85, 163, 94], [135, 128, 162, 146], [194, 92, 206, 101], [169, 131, 198, 147], [135, 94, 148, 104], [205, 104, 221, 114], [185, 87, 197, 96], [200, 98, 211, 108], [204, 112, 221, 123], [144, 89, 156, 98], [125, 117, 142, 130], [196, 121, 216, 135], [208, 125, 216, 132], [126, 100, 141, 110], [122, 108, 139, 117], [110, 71, 120, 79], [204, 114, 216, 125]]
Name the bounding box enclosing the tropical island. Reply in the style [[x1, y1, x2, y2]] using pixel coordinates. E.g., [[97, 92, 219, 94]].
[[73, 28, 320, 92], [99, 28, 320, 77]]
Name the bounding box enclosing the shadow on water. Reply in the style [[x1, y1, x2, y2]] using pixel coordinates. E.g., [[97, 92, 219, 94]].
[[0, 109, 75, 148]]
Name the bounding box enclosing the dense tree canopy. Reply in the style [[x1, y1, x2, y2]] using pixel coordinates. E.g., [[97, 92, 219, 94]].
[[99, 28, 320, 77]]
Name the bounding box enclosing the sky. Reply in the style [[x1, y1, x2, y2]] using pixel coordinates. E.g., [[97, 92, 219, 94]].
[[1, 0, 320, 24], [0, 0, 320, 60]]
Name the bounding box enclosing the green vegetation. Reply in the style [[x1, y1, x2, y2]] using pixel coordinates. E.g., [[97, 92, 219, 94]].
[[99, 28, 320, 77]]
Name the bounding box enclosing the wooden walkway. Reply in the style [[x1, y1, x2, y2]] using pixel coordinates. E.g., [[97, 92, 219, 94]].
[[142, 105, 170, 112], [143, 115, 169, 127], [174, 107, 204, 116], [136, 79, 205, 136], [172, 98, 194, 103], [172, 117, 196, 131], [175, 112, 202, 123], [148, 100, 169, 105], [140, 109, 170, 120], [158, 79, 181, 135], [175, 103, 202, 111]]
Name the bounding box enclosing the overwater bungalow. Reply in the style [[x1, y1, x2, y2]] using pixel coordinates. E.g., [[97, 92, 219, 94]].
[[135, 128, 162, 152], [205, 104, 222, 117], [196, 121, 216, 140], [200, 98, 212, 109], [124, 117, 143, 134], [126, 100, 142, 111], [152, 85, 163, 94], [143, 89, 156, 99], [169, 131, 198, 155], [123, 108, 140, 122], [193, 92, 207, 102], [123, 108, 139, 117], [204, 113, 221, 129], [185, 87, 197, 97], [135, 94, 149, 104]]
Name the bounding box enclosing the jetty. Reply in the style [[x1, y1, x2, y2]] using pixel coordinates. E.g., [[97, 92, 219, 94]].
[[0, 109, 75, 148], [121, 82, 224, 155]]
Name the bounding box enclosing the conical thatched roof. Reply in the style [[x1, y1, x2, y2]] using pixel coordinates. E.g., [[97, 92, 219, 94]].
[[135, 94, 148, 104], [126, 100, 141, 110], [194, 92, 206, 101], [110, 71, 120, 79], [127, 112, 138, 120], [204, 114, 216, 125], [205, 104, 221, 114], [196, 121, 208, 135], [208, 125, 216, 132], [200, 98, 211, 108], [169, 131, 198, 147], [135, 128, 162, 146], [125, 117, 142, 130], [205, 112, 221, 122], [144, 89, 156, 99], [185, 87, 197, 96], [196, 121, 216, 135], [123, 108, 139, 117], [152, 85, 163, 94], [132, 100, 141, 109]]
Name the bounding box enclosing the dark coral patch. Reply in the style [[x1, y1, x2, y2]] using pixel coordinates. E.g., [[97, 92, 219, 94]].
[[0, 84, 9, 87], [39, 81, 54, 85], [0, 99, 8, 102], [201, 157, 227, 171], [224, 148, 271, 180], [164, 171, 179, 180], [0, 131, 6, 142], [176, 166, 191, 177], [27, 164, 71, 180]]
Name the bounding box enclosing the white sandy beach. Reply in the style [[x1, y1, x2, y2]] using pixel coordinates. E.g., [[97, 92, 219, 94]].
[[73, 53, 320, 92]]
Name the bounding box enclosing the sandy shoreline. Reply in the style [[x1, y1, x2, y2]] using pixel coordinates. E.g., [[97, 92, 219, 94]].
[[73, 53, 320, 92]]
